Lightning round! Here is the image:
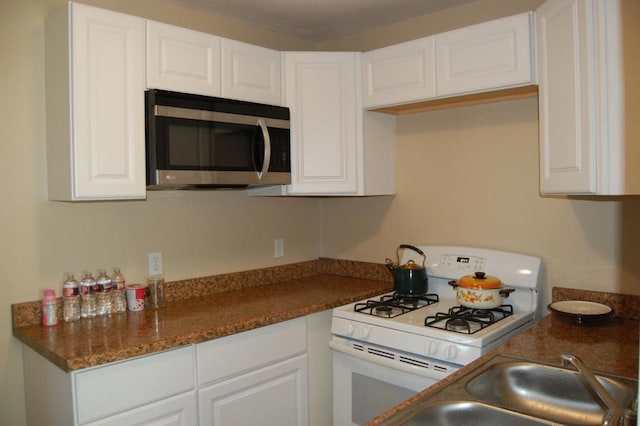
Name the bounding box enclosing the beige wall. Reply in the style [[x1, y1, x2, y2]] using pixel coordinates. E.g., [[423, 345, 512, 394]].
[[320, 98, 640, 304], [317, 0, 545, 51], [0, 1, 317, 424], [3, 0, 639, 424]]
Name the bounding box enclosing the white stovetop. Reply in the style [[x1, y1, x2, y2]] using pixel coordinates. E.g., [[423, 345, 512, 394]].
[[331, 246, 543, 364], [332, 280, 537, 348]]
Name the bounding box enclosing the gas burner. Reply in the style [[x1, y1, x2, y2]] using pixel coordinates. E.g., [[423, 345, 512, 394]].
[[425, 305, 514, 334], [446, 316, 471, 332], [380, 292, 439, 308], [354, 293, 439, 318], [375, 305, 393, 317]]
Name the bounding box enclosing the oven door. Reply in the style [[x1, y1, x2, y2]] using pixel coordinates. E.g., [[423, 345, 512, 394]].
[[331, 342, 447, 426]]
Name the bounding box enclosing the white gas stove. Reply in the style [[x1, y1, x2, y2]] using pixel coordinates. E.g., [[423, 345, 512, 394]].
[[331, 246, 542, 425]]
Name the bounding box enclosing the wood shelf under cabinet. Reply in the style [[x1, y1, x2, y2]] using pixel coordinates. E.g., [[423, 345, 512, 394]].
[[372, 85, 538, 115]]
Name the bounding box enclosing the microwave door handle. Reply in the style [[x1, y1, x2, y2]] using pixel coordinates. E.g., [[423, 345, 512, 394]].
[[257, 118, 271, 180]]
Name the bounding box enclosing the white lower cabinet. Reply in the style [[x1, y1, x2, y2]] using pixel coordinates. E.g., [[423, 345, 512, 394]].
[[85, 392, 198, 426], [22, 345, 196, 426], [198, 355, 308, 426], [22, 315, 325, 426], [196, 317, 309, 426]]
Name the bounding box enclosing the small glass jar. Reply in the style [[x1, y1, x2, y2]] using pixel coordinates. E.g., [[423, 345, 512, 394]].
[[147, 275, 166, 309]]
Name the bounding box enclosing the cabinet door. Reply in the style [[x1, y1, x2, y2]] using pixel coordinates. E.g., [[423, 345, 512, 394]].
[[362, 37, 436, 108], [198, 354, 308, 426], [284, 52, 359, 195], [537, 0, 595, 193], [221, 38, 281, 105], [46, 3, 146, 200], [147, 20, 221, 96], [435, 12, 533, 97], [85, 392, 197, 426]]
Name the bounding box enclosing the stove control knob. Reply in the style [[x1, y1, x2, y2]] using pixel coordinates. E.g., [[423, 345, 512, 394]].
[[359, 326, 371, 339], [444, 344, 458, 360], [345, 323, 355, 336], [426, 340, 440, 355]]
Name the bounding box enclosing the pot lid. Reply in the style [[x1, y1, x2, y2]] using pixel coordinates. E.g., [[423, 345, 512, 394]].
[[458, 271, 502, 289], [401, 259, 423, 270]]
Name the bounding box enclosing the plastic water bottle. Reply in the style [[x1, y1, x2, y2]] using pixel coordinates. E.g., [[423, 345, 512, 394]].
[[42, 288, 58, 326], [111, 267, 127, 313], [80, 271, 97, 318], [96, 269, 113, 316], [62, 273, 80, 322]]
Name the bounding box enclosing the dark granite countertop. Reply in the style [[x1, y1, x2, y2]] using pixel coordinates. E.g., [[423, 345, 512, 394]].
[[366, 288, 640, 425], [12, 259, 393, 372]]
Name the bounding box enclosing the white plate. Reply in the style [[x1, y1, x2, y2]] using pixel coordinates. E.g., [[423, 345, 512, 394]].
[[548, 300, 613, 322]]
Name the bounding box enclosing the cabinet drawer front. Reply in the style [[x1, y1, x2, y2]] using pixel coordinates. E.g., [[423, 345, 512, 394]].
[[197, 317, 307, 386], [75, 346, 195, 424], [436, 12, 533, 97]]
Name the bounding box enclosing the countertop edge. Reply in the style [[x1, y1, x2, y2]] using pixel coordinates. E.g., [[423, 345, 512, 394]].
[[12, 260, 393, 372]]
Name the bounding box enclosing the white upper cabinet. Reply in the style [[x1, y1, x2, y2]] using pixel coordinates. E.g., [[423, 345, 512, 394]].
[[221, 38, 282, 105], [537, 0, 640, 195], [147, 23, 282, 105], [45, 2, 146, 201], [435, 12, 534, 97], [362, 37, 436, 108], [146, 21, 222, 96], [362, 12, 535, 110], [280, 52, 395, 196]]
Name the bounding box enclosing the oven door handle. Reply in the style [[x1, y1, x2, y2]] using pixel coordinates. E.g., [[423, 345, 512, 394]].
[[329, 339, 456, 380], [257, 118, 270, 180]]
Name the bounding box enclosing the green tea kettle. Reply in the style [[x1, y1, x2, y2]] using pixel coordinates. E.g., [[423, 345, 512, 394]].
[[385, 244, 429, 296]]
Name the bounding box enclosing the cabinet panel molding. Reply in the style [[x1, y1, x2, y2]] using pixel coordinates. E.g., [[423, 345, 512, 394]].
[[46, 2, 146, 200], [147, 20, 221, 96]]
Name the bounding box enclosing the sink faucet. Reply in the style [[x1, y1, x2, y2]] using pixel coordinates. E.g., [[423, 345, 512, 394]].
[[561, 353, 636, 426]]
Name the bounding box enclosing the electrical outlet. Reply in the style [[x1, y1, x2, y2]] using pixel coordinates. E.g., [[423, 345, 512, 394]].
[[149, 252, 163, 276], [274, 239, 285, 258]]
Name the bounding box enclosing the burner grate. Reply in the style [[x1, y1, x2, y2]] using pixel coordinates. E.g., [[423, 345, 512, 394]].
[[354, 293, 439, 318], [424, 305, 514, 334]]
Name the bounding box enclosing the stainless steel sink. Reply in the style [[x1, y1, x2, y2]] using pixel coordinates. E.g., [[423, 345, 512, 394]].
[[398, 401, 555, 426], [465, 360, 637, 425], [378, 354, 637, 426]]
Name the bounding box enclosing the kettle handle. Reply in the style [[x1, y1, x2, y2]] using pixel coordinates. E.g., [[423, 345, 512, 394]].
[[397, 244, 427, 267]]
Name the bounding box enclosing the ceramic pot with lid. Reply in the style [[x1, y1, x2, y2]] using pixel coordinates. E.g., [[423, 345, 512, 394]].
[[385, 244, 429, 296], [448, 271, 514, 309]]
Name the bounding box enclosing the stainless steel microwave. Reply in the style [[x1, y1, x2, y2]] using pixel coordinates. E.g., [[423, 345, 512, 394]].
[[145, 89, 291, 189]]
